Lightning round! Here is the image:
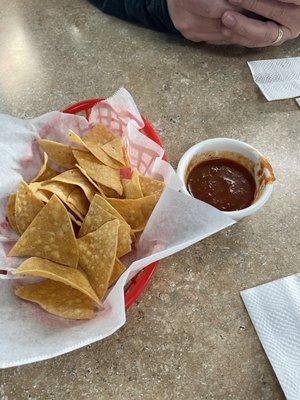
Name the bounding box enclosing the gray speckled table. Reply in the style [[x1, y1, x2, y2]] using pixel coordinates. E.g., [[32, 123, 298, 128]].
[[0, 1, 299, 399]]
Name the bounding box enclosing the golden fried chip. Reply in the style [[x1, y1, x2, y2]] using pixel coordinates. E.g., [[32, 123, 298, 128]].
[[15, 181, 44, 234], [86, 124, 115, 144], [67, 188, 89, 216], [77, 220, 119, 299], [7, 194, 18, 233], [89, 194, 127, 224], [102, 138, 127, 166], [68, 212, 82, 227], [15, 280, 94, 320], [31, 152, 57, 183], [50, 168, 97, 202], [79, 195, 132, 257], [13, 257, 100, 304], [107, 194, 159, 231], [73, 150, 123, 195], [139, 175, 165, 197], [76, 165, 119, 198], [98, 184, 119, 198], [109, 259, 126, 287], [122, 171, 143, 199], [38, 139, 77, 169], [9, 195, 79, 268], [68, 129, 123, 169], [39, 180, 83, 220]]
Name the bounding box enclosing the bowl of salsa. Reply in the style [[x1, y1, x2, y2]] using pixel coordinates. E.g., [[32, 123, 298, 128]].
[[177, 138, 275, 220]]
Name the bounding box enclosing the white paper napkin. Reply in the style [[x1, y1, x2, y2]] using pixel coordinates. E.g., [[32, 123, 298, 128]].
[[241, 274, 300, 400], [248, 57, 300, 101]]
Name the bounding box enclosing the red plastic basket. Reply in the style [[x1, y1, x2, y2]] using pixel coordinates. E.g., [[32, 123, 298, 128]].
[[63, 99, 166, 310]]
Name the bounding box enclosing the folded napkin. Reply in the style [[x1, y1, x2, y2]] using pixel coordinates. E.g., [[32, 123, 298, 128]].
[[248, 57, 300, 101], [241, 274, 300, 400]]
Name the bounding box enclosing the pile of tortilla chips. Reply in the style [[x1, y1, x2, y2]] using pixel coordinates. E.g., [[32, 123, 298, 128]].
[[6, 124, 165, 320]]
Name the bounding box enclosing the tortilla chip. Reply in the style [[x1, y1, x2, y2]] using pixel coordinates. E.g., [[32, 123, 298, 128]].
[[77, 220, 119, 299], [86, 124, 115, 145], [109, 259, 126, 287], [39, 180, 83, 220], [50, 168, 97, 202], [38, 139, 77, 169], [139, 175, 165, 197], [68, 212, 82, 227], [9, 195, 79, 268], [15, 280, 94, 320], [107, 194, 159, 231], [69, 129, 123, 169], [67, 188, 89, 216], [79, 194, 132, 257], [7, 194, 18, 233], [102, 138, 127, 166], [15, 181, 44, 234], [73, 150, 123, 195], [13, 257, 100, 304], [88, 194, 127, 224], [75, 164, 106, 196], [122, 171, 143, 199], [31, 152, 57, 183]]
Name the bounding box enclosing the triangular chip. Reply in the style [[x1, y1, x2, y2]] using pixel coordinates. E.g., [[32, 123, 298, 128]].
[[50, 168, 97, 202], [79, 195, 132, 257], [15, 181, 44, 234], [15, 280, 94, 320], [109, 259, 126, 287], [102, 138, 127, 166], [13, 257, 100, 304], [75, 164, 106, 196], [67, 188, 89, 216], [68, 212, 82, 227], [29, 183, 53, 203], [39, 180, 83, 220], [7, 194, 19, 233], [76, 164, 119, 198], [139, 175, 165, 197], [107, 194, 159, 231], [9, 195, 79, 268], [38, 139, 77, 169], [31, 152, 57, 183], [88, 194, 127, 224], [77, 220, 119, 299], [86, 124, 115, 145], [68, 129, 123, 169], [122, 171, 143, 199], [73, 150, 123, 195]]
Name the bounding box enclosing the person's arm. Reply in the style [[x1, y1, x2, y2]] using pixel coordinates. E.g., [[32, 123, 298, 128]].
[[89, 0, 178, 33]]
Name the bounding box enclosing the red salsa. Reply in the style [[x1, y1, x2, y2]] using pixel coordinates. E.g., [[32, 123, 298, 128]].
[[187, 158, 256, 211]]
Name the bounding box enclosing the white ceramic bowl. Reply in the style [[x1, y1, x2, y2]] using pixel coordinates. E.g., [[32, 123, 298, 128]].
[[177, 138, 275, 221]]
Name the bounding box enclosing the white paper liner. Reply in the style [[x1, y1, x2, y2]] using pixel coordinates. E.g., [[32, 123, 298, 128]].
[[0, 88, 235, 367]]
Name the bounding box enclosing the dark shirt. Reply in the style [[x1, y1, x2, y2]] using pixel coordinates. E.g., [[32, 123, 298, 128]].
[[89, 0, 178, 33]]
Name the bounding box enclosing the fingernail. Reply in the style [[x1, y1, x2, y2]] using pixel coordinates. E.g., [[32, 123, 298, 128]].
[[222, 28, 232, 37], [228, 0, 242, 4], [222, 13, 236, 27]]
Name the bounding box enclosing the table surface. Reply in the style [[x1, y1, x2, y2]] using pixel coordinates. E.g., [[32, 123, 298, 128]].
[[0, 1, 299, 399]]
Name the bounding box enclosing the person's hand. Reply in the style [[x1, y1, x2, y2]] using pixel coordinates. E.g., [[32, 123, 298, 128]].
[[166, 0, 242, 43], [221, 0, 300, 47]]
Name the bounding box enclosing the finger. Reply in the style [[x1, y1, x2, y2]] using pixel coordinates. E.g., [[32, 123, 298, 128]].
[[279, 0, 300, 4], [222, 11, 291, 45], [179, 0, 242, 18], [227, 0, 296, 26]]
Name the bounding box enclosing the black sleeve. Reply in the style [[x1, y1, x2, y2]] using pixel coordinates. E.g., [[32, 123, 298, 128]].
[[89, 0, 178, 33]]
